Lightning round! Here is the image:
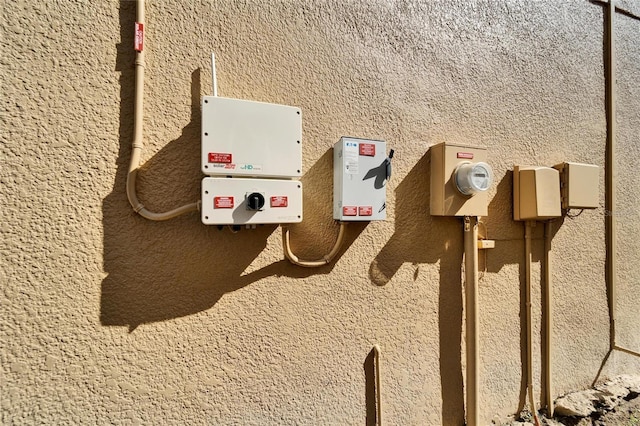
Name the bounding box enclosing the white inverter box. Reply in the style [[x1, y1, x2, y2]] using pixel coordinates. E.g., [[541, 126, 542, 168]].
[[333, 137, 390, 221], [201, 96, 302, 178]]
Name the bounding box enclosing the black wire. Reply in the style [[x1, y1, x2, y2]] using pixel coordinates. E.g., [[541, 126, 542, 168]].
[[566, 209, 584, 218]]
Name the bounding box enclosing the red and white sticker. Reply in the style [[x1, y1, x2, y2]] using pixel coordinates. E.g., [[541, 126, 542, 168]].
[[359, 143, 376, 156], [343, 206, 357, 216], [208, 152, 233, 163], [358, 206, 373, 216], [270, 196, 288, 207], [134, 22, 144, 52], [214, 196, 234, 209], [457, 152, 474, 159]]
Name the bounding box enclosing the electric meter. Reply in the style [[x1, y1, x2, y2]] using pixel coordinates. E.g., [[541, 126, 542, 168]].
[[430, 143, 491, 216], [454, 162, 493, 196]]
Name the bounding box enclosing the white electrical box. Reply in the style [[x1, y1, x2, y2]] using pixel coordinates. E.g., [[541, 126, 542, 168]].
[[201, 178, 303, 225], [201, 96, 302, 178], [333, 137, 389, 221]]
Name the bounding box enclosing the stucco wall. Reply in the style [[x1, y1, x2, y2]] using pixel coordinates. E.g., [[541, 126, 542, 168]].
[[2, 0, 639, 424]]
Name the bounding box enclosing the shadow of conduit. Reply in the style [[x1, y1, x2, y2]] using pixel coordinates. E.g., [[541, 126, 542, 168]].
[[368, 151, 465, 425], [102, 1, 365, 331], [369, 156, 544, 422]]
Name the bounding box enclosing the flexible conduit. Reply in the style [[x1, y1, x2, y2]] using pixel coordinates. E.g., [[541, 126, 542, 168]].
[[127, 0, 199, 220], [283, 222, 347, 267]]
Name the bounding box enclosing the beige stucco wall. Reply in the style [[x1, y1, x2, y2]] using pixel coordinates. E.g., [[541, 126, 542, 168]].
[[2, 0, 639, 424]]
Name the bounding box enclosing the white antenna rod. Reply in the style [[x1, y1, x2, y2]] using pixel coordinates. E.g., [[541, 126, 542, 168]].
[[211, 52, 218, 97]]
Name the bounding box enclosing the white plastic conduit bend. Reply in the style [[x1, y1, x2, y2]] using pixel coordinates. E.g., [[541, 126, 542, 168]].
[[127, 0, 199, 221]]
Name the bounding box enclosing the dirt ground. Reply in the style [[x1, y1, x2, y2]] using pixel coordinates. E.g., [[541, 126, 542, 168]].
[[544, 392, 640, 426], [592, 393, 640, 426], [504, 391, 640, 425]]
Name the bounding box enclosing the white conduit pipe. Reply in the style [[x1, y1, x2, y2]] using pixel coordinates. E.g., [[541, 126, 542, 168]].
[[127, 0, 199, 221], [463, 216, 479, 426], [605, 0, 617, 353], [525, 221, 541, 426], [373, 344, 382, 426], [543, 221, 553, 417], [283, 222, 347, 267]]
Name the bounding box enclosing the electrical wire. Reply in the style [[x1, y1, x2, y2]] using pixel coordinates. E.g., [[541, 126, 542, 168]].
[[565, 209, 584, 218]]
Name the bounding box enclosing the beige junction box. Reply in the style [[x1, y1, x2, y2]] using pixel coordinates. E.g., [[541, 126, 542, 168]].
[[513, 166, 562, 221], [430, 143, 491, 217], [553, 162, 600, 210]]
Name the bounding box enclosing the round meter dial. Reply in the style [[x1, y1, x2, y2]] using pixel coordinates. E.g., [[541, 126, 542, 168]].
[[454, 162, 493, 196]]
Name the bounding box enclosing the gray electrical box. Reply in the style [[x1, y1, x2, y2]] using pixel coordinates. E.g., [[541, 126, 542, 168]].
[[333, 137, 388, 221]]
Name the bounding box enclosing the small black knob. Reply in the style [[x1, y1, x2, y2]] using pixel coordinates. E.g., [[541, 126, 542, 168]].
[[246, 192, 265, 211]]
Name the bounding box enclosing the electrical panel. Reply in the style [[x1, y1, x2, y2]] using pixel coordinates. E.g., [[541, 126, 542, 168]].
[[513, 166, 562, 221], [201, 95, 303, 225], [333, 137, 389, 221], [430, 142, 493, 217], [201, 96, 302, 178], [201, 178, 302, 225], [553, 162, 599, 210]]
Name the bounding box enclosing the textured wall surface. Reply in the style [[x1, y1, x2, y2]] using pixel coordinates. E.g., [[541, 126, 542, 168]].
[[2, 0, 639, 424]]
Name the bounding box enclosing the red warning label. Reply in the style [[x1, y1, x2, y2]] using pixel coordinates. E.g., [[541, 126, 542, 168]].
[[359, 206, 373, 216], [208, 153, 233, 163], [359, 143, 376, 156], [134, 22, 144, 52], [270, 196, 288, 207], [457, 152, 474, 159], [214, 196, 234, 208], [343, 206, 358, 216]]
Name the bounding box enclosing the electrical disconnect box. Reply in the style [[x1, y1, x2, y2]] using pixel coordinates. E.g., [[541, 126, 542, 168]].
[[201, 178, 302, 225], [513, 166, 562, 221], [553, 162, 599, 210], [333, 137, 390, 221], [430, 142, 493, 217], [200, 96, 303, 225]]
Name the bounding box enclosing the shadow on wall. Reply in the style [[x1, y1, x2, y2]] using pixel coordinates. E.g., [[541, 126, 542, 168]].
[[369, 151, 466, 425], [488, 170, 564, 413], [102, 1, 364, 331], [368, 154, 554, 422]]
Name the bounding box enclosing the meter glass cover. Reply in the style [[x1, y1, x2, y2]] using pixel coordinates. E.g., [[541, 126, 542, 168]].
[[471, 164, 491, 190]]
